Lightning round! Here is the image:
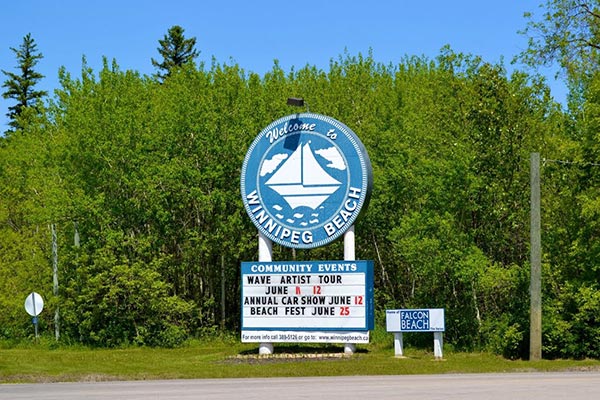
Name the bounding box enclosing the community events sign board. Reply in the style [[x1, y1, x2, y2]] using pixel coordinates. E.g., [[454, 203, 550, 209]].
[[241, 260, 374, 343]]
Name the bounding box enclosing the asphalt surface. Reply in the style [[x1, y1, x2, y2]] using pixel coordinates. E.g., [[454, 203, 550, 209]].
[[1, 372, 600, 399]]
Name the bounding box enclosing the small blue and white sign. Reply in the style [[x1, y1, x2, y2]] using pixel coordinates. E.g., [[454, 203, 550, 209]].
[[386, 308, 445, 332], [241, 113, 372, 249]]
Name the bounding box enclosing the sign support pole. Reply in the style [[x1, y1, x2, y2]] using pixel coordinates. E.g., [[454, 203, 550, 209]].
[[32, 295, 38, 341], [434, 332, 443, 359], [394, 332, 404, 357], [343, 225, 356, 355], [258, 232, 274, 355]]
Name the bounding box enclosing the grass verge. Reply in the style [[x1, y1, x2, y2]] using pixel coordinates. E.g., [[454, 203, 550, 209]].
[[1, 338, 599, 383]]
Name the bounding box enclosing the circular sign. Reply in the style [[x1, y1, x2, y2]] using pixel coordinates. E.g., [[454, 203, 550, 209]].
[[24, 292, 44, 316], [241, 113, 372, 249]]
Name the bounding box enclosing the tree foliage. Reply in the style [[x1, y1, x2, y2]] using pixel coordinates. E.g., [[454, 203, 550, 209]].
[[151, 25, 199, 81], [1, 19, 599, 357], [519, 0, 600, 359], [1, 33, 47, 133], [520, 0, 600, 111]]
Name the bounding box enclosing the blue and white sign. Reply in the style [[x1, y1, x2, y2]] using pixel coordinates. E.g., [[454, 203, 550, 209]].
[[385, 308, 445, 332], [241, 260, 374, 332], [241, 113, 372, 249]]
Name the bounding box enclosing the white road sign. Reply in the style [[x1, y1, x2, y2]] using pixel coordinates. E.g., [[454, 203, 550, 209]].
[[24, 292, 44, 316]]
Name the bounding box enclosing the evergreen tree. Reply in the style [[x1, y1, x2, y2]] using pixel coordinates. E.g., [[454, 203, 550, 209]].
[[151, 25, 199, 80], [1, 33, 47, 132]]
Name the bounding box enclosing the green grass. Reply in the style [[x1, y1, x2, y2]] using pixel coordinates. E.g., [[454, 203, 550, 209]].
[[1, 338, 599, 383]]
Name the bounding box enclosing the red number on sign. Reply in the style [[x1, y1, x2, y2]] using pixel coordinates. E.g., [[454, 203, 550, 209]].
[[313, 286, 322, 295], [340, 306, 350, 316], [354, 296, 364, 305]]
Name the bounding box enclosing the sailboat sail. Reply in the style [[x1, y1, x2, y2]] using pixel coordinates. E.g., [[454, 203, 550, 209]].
[[263, 143, 302, 185], [265, 142, 341, 209]]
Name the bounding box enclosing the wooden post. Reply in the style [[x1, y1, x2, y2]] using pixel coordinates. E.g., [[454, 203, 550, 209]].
[[221, 254, 226, 331], [51, 224, 59, 341], [530, 153, 542, 361]]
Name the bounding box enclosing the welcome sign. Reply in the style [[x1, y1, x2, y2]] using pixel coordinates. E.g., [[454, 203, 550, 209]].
[[241, 113, 373, 249]]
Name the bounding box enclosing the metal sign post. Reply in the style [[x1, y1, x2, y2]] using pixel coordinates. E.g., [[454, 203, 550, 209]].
[[344, 225, 356, 355], [258, 232, 274, 355]]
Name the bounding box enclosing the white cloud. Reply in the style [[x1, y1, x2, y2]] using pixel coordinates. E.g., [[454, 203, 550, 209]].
[[315, 146, 346, 170], [260, 153, 288, 176]]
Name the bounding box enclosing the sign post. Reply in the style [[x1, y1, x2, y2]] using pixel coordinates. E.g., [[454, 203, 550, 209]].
[[24, 292, 44, 341], [434, 331, 443, 359], [386, 308, 445, 359], [343, 225, 356, 354], [258, 232, 274, 355], [394, 332, 404, 357]]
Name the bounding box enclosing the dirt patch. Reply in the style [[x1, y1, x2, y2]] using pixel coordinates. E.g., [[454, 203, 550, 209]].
[[222, 352, 354, 364], [564, 365, 600, 372], [1, 373, 122, 384]]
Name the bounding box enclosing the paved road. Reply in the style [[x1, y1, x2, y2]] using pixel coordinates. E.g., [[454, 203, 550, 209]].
[[1, 372, 600, 400]]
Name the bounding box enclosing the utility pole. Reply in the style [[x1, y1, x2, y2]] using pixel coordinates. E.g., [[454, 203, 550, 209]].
[[529, 153, 542, 360], [221, 254, 225, 331], [51, 223, 59, 341]]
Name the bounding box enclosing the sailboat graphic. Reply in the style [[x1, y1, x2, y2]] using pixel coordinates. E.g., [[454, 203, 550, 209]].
[[265, 141, 341, 209]]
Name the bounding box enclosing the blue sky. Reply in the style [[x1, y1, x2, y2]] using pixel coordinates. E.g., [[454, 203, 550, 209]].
[[0, 1, 561, 131]]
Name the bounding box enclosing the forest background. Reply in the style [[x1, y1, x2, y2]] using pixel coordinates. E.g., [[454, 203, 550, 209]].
[[2, 0, 600, 360]]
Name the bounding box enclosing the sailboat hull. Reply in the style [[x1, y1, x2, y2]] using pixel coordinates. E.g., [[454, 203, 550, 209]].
[[267, 184, 339, 196], [268, 184, 340, 209], [283, 195, 330, 210]]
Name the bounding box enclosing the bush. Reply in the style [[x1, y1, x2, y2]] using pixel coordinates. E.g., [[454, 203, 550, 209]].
[[543, 284, 600, 359], [481, 316, 526, 359], [61, 245, 194, 347]]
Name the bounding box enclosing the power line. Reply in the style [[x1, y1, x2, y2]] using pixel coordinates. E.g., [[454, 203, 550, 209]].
[[543, 158, 600, 167]]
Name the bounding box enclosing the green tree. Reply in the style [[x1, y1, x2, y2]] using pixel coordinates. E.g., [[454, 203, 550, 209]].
[[521, 1, 600, 76], [0, 43, 572, 355], [520, 0, 600, 109], [520, 0, 600, 358], [0, 98, 64, 340], [1, 33, 47, 132], [151, 25, 199, 81]]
